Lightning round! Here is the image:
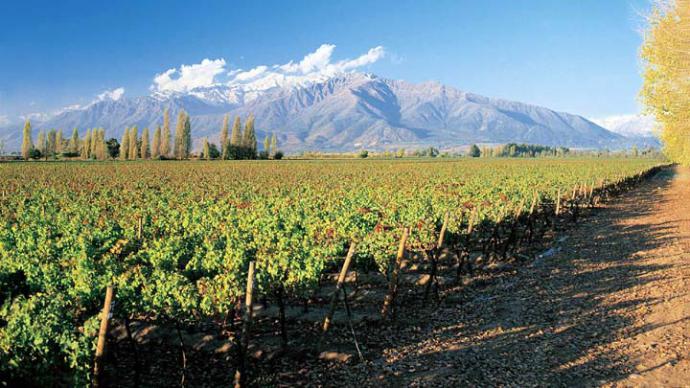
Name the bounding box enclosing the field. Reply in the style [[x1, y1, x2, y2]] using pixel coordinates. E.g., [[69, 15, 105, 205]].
[[0, 158, 666, 385]]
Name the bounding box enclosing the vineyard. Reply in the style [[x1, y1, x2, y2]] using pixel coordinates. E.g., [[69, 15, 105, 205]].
[[0, 158, 666, 386]]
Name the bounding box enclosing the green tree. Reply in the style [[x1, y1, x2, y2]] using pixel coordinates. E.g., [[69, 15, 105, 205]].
[[47, 129, 57, 159], [242, 114, 257, 158], [36, 130, 46, 156], [152, 126, 161, 159], [220, 114, 229, 156], [161, 108, 171, 158], [68, 128, 79, 155], [21, 120, 33, 160], [140, 127, 150, 159], [183, 114, 192, 159], [174, 111, 191, 159], [106, 138, 120, 158], [128, 127, 138, 160], [469, 144, 481, 158], [120, 128, 130, 160]]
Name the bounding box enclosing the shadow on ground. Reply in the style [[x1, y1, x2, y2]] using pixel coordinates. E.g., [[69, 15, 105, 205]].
[[341, 169, 679, 386]]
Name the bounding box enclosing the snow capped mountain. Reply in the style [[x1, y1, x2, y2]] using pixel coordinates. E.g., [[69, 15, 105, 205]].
[[591, 114, 657, 138], [0, 73, 655, 152]]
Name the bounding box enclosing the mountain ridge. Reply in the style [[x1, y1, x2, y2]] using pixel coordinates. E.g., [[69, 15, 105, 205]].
[[0, 73, 655, 152]]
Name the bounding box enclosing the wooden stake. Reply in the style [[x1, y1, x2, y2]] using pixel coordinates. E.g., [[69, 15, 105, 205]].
[[93, 285, 115, 388], [321, 242, 357, 335], [424, 212, 449, 302], [555, 189, 562, 216], [234, 261, 256, 388], [381, 228, 410, 320], [529, 191, 539, 216]]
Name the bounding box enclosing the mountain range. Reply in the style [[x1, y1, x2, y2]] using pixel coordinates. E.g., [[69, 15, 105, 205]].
[[0, 73, 659, 152]]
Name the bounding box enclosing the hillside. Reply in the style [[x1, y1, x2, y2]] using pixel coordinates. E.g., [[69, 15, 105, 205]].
[[0, 73, 648, 152]]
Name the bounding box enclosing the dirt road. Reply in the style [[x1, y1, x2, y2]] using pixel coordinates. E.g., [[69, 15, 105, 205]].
[[331, 166, 690, 387]]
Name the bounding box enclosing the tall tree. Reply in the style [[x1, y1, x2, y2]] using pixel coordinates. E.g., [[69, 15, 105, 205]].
[[242, 114, 257, 158], [120, 128, 130, 160], [161, 108, 171, 158], [56, 129, 64, 155], [270, 133, 278, 158], [220, 114, 229, 156], [183, 114, 192, 159], [202, 138, 211, 160], [47, 129, 57, 159], [68, 128, 79, 154], [128, 127, 139, 160], [82, 129, 92, 159], [36, 130, 46, 155], [263, 135, 270, 156], [230, 116, 242, 146], [641, 0, 690, 166], [21, 120, 33, 160], [140, 127, 150, 159], [152, 126, 161, 159], [90, 128, 98, 159], [174, 111, 185, 159]]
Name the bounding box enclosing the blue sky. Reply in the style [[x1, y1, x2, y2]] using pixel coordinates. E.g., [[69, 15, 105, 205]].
[[0, 0, 650, 124]]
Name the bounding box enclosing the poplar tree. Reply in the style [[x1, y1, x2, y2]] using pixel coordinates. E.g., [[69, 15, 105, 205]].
[[174, 111, 185, 159], [69, 128, 79, 154], [90, 129, 98, 159], [152, 126, 161, 159], [270, 133, 278, 158], [21, 120, 33, 160], [56, 129, 64, 155], [183, 114, 192, 159], [47, 129, 57, 158], [202, 138, 210, 160], [242, 114, 257, 158], [128, 127, 139, 160], [141, 127, 150, 159], [263, 135, 270, 157], [220, 114, 229, 156], [120, 128, 130, 160], [37, 130, 46, 155], [161, 108, 171, 158], [100, 129, 108, 160], [82, 129, 92, 159], [230, 116, 242, 146]]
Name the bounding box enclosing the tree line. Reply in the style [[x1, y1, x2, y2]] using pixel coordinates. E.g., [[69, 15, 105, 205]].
[[19, 109, 282, 161]]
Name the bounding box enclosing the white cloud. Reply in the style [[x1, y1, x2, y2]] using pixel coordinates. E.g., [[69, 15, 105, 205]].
[[153, 59, 227, 92], [96, 87, 125, 101], [0, 115, 9, 126], [150, 44, 385, 95]]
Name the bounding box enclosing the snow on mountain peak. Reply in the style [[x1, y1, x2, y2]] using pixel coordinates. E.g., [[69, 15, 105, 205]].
[[591, 114, 657, 138]]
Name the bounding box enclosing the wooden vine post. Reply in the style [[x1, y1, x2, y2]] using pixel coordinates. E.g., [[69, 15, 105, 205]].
[[321, 242, 357, 336], [555, 188, 562, 217], [381, 227, 410, 320], [234, 261, 256, 388], [424, 212, 449, 302], [93, 285, 115, 388]]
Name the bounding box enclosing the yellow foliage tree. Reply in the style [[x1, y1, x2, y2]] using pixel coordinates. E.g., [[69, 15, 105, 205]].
[[641, 0, 690, 166]]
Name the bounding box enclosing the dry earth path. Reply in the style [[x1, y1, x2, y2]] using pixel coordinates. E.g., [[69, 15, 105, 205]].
[[314, 166, 689, 387]]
